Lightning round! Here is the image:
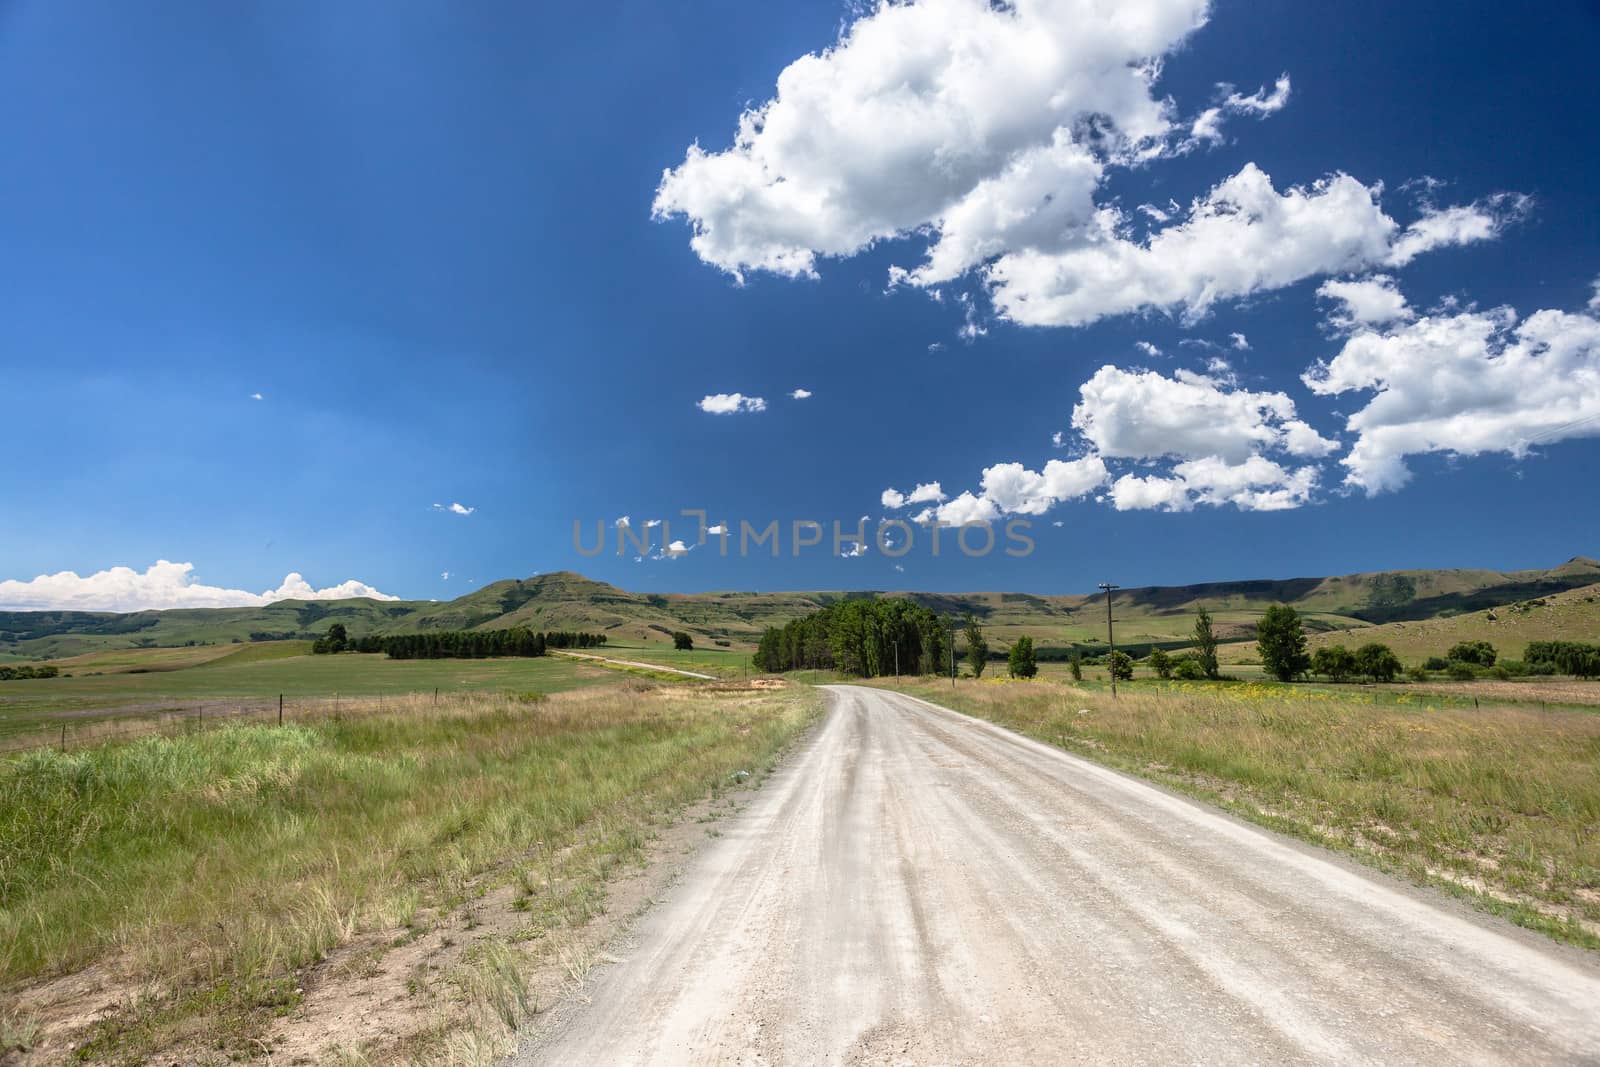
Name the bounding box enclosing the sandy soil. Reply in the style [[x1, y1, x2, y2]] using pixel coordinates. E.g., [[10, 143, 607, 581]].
[[513, 685, 1600, 1065]]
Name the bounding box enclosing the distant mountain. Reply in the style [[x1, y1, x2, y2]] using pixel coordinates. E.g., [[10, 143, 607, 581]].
[[3, 557, 1597, 662]]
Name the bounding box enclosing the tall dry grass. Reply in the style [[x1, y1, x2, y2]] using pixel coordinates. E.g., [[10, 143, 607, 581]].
[[0, 683, 818, 1056]]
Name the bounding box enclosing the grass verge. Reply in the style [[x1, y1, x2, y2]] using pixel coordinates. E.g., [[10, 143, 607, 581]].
[[0, 681, 820, 1062], [867, 676, 1600, 949]]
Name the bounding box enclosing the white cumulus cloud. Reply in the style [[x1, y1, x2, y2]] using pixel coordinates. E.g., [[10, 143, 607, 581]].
[[790, 388, 813, 399], [0, 560, 399, 612], [1318, 274, 1413, 331], [656, 2, 1521, 331], [881, 482, 947, 509], [697, 393, 767, 415], [1303, 285, 1600, 493], [432, 502, 475, 516]]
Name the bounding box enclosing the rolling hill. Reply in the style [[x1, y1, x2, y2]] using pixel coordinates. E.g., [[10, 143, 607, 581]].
[[3, 557, 1597, 663]]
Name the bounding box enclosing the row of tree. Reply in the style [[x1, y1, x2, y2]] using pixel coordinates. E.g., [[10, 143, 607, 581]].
[[312, 622, 607, 659], [1525, 640, 1600, 678], [0, 663, 59, 681], [753, 599, 952, 677]]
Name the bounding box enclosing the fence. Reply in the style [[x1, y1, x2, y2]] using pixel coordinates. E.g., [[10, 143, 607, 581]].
[[0, 688, 448, 758]]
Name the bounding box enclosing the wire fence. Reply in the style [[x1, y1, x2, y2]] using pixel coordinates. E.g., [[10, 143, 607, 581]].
[[0, 688, 449, 758]]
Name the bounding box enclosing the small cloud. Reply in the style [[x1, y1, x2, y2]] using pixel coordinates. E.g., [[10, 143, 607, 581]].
[[1135, 341, 1163, 358], [928, 341, 946, 353], [706, 523, 727, 536], [698, 393, 767, 415], [893, 563, 905, 573], [432, 502, 475, 516], [841, 542, 868, 558], [1051, 431, 1065, 448], [1230, 332, 1251, 350], [615, 516, 630, 528], [662, 539, 691, 558], [790, 388, 813, 400], [249, 392, 264, 401], [440, 571, 451, 581], [644, 518, 662, 528]]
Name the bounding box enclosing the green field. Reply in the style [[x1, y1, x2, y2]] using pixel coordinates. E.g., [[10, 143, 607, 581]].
[[0, 683, 821, 1062], [0, 646, 618, 748]]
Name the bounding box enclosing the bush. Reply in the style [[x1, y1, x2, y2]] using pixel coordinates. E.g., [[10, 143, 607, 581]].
[[1147, 648, 1173, 680], [1446, 640, 1496, 667], [1109, 650, 1133, 681], [1355, 642, 1403, 683], [1172, 657, 1205, 680], [1310, 644, 1357, 683], [1405, 665, 1429, 682], [672, 631, 694, 651], [1448, 662, 1477, 681]]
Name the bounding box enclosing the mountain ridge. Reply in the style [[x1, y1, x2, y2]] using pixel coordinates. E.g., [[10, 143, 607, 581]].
[[2, 557, 1596, 661]]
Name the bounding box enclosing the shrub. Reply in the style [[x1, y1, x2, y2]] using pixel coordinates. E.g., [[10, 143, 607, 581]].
[[672, 631, 694, 651], [1447, 640, 1497, 667], [1405, 665, 1429, 682], [1172, 656, 1204, 680], [1108, 650, 1133, 682], [1310, 644, 1357, 683], [1355, 642, 1403, 683], [1447, 662, 1477, 681], [1423, 656, 1450, 671], [1147, 648, 1172, 680]]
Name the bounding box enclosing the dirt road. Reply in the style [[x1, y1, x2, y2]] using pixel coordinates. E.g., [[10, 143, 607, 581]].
[[549, 649, 718, 680], [514, 685, 1600, 1064]]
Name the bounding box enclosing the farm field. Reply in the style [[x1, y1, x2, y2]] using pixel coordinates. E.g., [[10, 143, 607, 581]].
[[863, 674, 1600, 949], [0, 681, 821, 1062], [0, 646, 618, 748]]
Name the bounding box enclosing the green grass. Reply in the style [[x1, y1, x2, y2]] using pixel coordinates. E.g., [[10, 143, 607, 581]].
[[866, 674, 1600, 949], [0, 683, 821, 1059], [0, 650, 616, 745]]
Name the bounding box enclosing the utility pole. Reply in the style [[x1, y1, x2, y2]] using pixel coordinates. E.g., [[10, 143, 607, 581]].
[[894, 641, 900, 678], [1098, 583, 1120, 697]]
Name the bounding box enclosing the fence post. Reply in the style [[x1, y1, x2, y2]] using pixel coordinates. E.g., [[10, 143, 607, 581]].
[[434, 687, 438, 706], [279, 694, 284, 726], [60, 723, 66, 752]]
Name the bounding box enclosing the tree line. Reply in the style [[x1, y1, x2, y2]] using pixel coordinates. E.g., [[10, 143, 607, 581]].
[[0, 664, 59, 681], [312, 622, 606, 659], [753, 599, 951, 677]]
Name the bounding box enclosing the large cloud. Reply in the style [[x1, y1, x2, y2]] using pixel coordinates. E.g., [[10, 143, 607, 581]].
[[0, 560, 400, 612], [1072, 363, 1337, 464], [1303, 287, 1600, 493], [897, 361, 1337, 518], [657, 0, 1519, 328], [655, 0, 1208, 284]]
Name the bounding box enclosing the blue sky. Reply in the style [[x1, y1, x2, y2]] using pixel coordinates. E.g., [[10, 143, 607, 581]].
[[2, 0, 1598, 609]]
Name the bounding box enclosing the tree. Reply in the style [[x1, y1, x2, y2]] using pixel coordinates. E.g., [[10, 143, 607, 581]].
[[1192, 605, 1220, 680], [1256, 605, 1309, 682], [1147, 648, 1172, 679], [1007, 636, 1037, 679], [1447, 640, 1496, 667], [1069, 652, 1083, 682], [1355, 642, 1403, 682], [1109, 649, 1133, 681], [1310, 644, 1357, 683], [965, 616, 989, 678], [325, 622, 349, 654], [1172, 655, 1204, 680], [673, 631, 694, 651]]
